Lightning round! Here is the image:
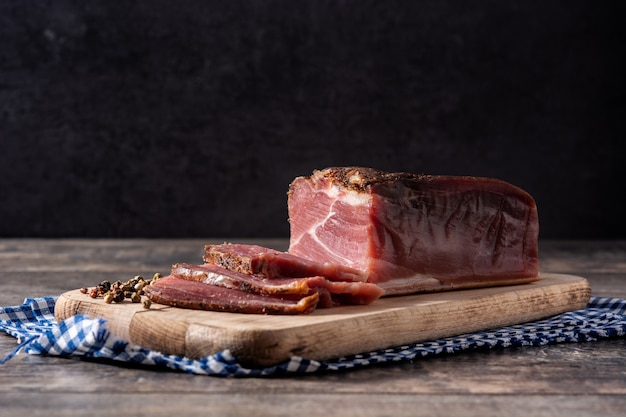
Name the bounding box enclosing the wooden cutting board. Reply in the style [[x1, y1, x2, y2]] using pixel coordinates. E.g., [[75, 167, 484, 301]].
[[55, 273, 590, 367]]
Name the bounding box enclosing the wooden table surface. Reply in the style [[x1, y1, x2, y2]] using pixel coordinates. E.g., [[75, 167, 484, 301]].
[[1, 238, 625, 417]]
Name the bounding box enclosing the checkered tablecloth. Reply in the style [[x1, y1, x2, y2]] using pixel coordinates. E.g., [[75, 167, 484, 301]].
[[1, 296, 625, 377]]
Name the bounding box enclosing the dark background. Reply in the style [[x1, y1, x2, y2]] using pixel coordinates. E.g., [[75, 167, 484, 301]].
[[1, 0, 623, 239]]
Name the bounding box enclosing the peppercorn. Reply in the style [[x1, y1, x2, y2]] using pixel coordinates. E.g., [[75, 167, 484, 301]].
[[82, 272, 160, 306], [111, 289, 125, 303], [151, 273, 162, 284], [97, 280, 111, 293]]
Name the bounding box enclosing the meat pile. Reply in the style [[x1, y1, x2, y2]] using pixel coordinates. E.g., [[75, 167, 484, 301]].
[[145, 167, 540, 315], [143, 244, 385, 314]]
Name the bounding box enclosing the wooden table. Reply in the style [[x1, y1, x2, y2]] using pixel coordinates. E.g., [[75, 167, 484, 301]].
[[1, 239, 625, 417]]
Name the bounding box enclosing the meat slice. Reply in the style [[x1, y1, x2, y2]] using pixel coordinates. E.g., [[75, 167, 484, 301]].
[[143, 275, 319, 315], [315, 279, 384, 306], [288, 167, 540, 295], [172, 262, 384, 307], [203, 243, 368, 282], [171, 263, 311, 295]]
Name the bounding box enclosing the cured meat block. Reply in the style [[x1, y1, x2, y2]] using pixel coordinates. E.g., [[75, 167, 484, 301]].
[[288, 167, 540, 295]]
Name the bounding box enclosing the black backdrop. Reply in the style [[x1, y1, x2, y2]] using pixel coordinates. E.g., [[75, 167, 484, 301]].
[[1, 0, 623, 238]]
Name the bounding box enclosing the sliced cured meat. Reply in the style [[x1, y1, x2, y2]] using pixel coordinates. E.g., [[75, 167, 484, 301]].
[[143, 275, 319, 315], [171, 262, 384, 307], [203, 243, 368, 282], [288, 167, 540, 295], [315, 279, 384, 306], [171, 263, 311, 295]]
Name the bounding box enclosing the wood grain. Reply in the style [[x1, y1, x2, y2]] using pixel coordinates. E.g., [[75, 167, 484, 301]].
[[54, 273, 590, 366], [2, 392, 626, 417]]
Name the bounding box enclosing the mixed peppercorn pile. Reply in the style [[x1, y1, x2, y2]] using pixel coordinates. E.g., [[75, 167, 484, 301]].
[[80, 273, 162, 309]]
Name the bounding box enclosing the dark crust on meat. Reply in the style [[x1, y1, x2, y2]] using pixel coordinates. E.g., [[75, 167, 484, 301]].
[[203, 246, 255, 275], [289, 167, 536, 206], [314, 167, 431, 192]]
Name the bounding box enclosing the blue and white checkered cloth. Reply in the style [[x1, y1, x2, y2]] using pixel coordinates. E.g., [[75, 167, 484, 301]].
[[1, 296, 625, 377]]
